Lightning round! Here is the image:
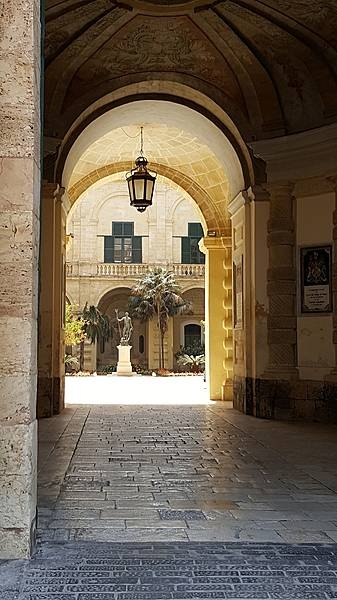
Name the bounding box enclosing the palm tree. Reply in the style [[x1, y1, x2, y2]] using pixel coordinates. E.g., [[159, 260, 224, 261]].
[[82, 304, 112, 344], [79, 304, 113, 369], [129, 267, 190, 369]]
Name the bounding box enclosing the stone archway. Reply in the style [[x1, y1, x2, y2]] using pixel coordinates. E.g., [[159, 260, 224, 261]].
[[173, 287, 205, 370], [39, 96, 257, 417], [96, 287, 148, 371]]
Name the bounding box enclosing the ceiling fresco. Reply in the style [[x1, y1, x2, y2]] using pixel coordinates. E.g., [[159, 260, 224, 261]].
[[44, 1, 337, 144]]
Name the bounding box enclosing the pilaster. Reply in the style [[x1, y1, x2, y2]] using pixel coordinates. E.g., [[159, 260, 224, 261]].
[[53, 188, 67, 413], [200, 235, 232, 400], [326, 176, 337, 381], [264, 182, 298, 379], [37, 183, 66, 417], [228, 187, 270, 414]]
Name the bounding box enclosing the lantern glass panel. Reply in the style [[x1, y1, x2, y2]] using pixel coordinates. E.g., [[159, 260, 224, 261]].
[[147, 178, 155, 200], [127, 178, 135, 202], [134, 177, 145, 200]]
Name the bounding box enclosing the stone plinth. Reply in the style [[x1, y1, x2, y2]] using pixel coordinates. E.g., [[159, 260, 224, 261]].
[[117, 345, 133, 376]]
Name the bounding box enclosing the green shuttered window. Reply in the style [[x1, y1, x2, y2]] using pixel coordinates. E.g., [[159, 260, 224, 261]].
[[181, 223, 205, 264], [104, 222, 142, 263]]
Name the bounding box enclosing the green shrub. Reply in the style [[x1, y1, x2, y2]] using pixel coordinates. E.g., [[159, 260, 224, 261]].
[[100, 364, 116, 374], [175, 343, 205, 360], [176, 353, 205, 373]]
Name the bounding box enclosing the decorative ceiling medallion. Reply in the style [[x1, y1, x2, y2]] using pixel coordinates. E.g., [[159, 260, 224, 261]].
[[142, 0, 198, 4], [143, 1, 194, 3], [124, 0, 216, 12]]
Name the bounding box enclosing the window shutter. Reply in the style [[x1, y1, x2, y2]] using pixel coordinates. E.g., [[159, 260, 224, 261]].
[[132, 236, 142, 263], [124, 222, 134, 236], [181, 237, 190, 263], [199, 249, 205, 264], [112, 222, 123, 236], [104, 237, 114, 263], [188, 223, 203, 237]]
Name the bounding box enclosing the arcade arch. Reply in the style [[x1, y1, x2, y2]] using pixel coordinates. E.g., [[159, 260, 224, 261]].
[[4, 0, 337, 562], [96, 287, 148, 371], [39, 94, 259, 421]]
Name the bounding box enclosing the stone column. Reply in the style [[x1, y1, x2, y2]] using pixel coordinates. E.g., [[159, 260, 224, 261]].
[[37, 184, 66, 417], [250, 185, 270, 379], [201, 235, 232, 400], [37, 184, 56, 417], [264, 182, 298, 379], [53, 189, 66, 413], [0, 0, 41, 557]]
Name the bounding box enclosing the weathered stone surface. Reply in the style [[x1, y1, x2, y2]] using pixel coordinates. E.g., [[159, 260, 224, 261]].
[[0, 157, 40, 214], [0, 263, 38, 319], [0, 524, 35, 560], [0, 317, 37, 374], [0, 373, 36, 424], [0, 212, 39, 264], [0, 421, 37, 475], [0, 472, 36, 528], [234, 375, 337, 423]]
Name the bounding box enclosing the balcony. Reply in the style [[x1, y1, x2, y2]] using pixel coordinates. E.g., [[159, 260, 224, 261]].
[[66, 263, 205, 278]]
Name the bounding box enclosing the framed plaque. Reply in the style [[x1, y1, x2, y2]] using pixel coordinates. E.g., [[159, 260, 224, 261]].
[[233, 256, 243, 328], [300, 245, 332, 313]]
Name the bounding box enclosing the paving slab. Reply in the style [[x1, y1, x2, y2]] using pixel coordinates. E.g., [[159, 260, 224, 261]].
[[37, 378, 337, 549]]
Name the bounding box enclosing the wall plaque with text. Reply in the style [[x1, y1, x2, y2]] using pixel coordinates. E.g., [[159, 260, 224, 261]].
[[300, 245, 332, 313]]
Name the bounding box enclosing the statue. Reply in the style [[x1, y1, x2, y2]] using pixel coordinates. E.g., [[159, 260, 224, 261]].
[[115, 309, 133, 345]]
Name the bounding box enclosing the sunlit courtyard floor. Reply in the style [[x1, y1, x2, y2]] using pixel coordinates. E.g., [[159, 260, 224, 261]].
[[64, 373, 210, 405]]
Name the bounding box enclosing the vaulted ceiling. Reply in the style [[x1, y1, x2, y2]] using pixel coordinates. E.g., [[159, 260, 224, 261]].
[[44, 0, 337, 145]]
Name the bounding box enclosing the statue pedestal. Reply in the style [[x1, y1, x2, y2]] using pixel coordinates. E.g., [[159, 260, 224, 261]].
[[117, 345, 133, 376]]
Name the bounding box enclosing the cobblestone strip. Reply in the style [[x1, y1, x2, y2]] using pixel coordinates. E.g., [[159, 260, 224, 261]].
[[2, 542, 337, 599]]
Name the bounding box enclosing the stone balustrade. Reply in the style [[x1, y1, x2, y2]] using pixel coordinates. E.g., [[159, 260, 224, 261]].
[[66, 262, 205, 278]]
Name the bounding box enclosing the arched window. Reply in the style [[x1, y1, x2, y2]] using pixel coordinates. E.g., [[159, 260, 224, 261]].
[[184, 324, 201, 348], [139, 335, 145, 354]]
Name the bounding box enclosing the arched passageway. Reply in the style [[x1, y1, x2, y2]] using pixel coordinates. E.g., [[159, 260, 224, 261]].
[[2, 0, 337, 560], [39, 96, 254, 421], [65, 177, 207, 374]]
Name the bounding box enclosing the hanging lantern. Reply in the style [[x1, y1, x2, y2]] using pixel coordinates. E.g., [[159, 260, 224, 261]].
[[126, 127, 157, 213]]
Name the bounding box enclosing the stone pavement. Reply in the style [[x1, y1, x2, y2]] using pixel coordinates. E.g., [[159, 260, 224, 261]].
[[3, 376, 337, 599], [37, 377, 337, 544], [2, 540, 337, 599]]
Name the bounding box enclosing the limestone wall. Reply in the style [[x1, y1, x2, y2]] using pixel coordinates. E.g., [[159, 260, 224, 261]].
[[0, 0, 40, 558], [296, 190, 335, 380], [231, 127, 337, 421]]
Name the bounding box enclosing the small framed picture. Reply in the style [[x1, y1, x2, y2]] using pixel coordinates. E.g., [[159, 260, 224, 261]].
[[300, 245, 332, 313]]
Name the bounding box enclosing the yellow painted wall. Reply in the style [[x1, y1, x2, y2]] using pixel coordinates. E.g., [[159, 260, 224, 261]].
[[296, 192, 334, 380]]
